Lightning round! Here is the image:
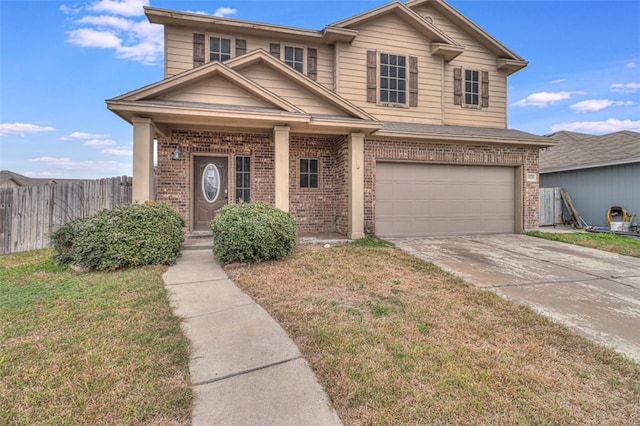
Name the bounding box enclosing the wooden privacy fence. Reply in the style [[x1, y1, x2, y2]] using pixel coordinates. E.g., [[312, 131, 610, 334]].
[[0, 176, 132, 255]]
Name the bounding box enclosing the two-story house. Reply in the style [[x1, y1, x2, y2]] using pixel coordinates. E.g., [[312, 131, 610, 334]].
[[107, 0, 552, 239]]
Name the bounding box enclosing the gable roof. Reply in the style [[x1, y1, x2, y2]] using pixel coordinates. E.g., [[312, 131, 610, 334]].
[[406, 0, 527, 74], [331, 1, 464, 62], [107, 49, 381, 135], [540, 130, 640, 173]]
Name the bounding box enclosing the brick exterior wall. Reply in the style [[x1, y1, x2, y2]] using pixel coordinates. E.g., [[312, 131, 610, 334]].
[[156, 128, 539, 236], [157, 129, 347, 234], [363, 138, 540, 234], [157, 130, 274, 230]]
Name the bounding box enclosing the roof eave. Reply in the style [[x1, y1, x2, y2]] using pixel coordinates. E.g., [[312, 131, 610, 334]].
[[372, 129, 555, 147], [541, 157, 640, 174]]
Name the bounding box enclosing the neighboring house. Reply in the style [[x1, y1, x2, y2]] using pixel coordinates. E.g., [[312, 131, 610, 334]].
[[540, 130, 640, 226], [107, 0, 552, 238]]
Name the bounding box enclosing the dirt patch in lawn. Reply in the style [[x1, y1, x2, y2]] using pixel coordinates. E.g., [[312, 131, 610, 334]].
[[226, 244, 640, 425]]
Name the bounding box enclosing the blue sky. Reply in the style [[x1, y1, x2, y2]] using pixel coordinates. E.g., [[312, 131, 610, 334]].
[[1, 0, 638, 179]]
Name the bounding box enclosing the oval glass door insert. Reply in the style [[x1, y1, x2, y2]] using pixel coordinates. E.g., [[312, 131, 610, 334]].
[[202, 163, 220, 203]]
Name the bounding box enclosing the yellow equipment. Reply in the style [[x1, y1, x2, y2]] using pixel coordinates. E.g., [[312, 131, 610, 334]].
[[607, 206, 630, 225]]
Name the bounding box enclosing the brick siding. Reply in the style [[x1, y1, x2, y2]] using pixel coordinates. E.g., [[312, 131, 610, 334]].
[[363, 138, 540, 234], [157, 128, 540, 236]]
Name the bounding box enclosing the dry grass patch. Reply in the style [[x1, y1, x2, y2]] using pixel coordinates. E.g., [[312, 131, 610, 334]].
[[1, 249, 192, 425], [227, 244, 640, 425]]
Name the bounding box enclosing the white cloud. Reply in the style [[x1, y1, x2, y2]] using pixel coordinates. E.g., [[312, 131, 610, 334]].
[[570, 99, 634, 113], [0, 122, 56, 136], [551, 118, 640, 134], [511, 91, 585, 108], [89, 0, 148, 17], [30, 156, 130, 172], [551, 78, 567, 84], [60, 131, 109, 140], [67, 28, 121, 48], [64, 1, 163, 64], [610, 82, 640, 92], [85, 139, 117, 147], [213, 7, 237, 18], [101, 147, 133, 156], [627, 62, 636, 69]]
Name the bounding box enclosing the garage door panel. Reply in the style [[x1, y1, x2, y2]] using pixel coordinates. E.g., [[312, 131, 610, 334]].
[[376, 163, 515, 237]]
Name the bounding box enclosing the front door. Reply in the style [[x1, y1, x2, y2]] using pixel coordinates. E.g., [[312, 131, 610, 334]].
[[193, 156, 228, 232]]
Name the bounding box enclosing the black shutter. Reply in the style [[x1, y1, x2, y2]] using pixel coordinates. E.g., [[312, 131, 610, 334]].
[[481, 71, 489, 108], [307, 48, 317, 81], [236, 39, 247, 56], [269, 43, 280, 59], [409, 56, 418, 107], [193, 33, 205, 67], [367, 50, 377, 103], [453, 67, 462, 105]]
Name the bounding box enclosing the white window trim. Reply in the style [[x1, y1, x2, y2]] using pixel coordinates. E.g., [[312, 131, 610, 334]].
[[282, 43, 307, 74], [206, 33, 235, 63], [463, 68, 481, 109], [377, 51, 409, 108]]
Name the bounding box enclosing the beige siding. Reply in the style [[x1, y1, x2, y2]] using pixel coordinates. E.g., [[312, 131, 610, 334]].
[[337, 14, 444, 124], [165, 26, 194, 77], [164, 26, 335, 89], [241, 63, 347, 116], [413, 5, 508, 128], [336, 11, 508, 127], [157, 77, 273, 108]]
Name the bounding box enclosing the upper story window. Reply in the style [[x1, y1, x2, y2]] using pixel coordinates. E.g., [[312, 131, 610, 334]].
[[210, 37, 231, 62], [454, 68, 489, 108], [464, 69, 480, 106], [380, 53, 407, 105], [284, 46, 304, 72], [268, 43, 317, 80], [367, 50, 417, 107]]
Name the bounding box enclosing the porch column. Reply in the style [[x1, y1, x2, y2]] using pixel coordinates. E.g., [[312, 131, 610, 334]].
[[273, 126, 290, 212], [131, 117, 155, 203], [348, 132, 365, 239]]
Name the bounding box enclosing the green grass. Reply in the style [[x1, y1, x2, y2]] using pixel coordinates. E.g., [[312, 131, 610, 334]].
[[526, 231, 640, 257], [0, 249, 192, 425]]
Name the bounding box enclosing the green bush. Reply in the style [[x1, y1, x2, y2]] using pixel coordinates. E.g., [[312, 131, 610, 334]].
[[50, 217, 87, 265], [52, 202, 185, 271], [210, 202, 297, 263]]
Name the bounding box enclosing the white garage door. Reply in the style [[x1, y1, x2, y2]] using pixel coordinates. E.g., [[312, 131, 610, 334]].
[[376, 163, 516, 237]]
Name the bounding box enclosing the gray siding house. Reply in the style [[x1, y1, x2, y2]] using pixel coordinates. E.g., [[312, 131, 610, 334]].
[[539, 130, 640, 226]]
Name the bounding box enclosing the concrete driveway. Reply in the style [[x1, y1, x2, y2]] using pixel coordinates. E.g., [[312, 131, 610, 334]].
[[391, 234, 640, 363]]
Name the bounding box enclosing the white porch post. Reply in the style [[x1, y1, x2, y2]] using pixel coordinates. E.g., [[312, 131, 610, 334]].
[[348, 132, 365, 239], [131, 117, 155, 203], [273, 126, 290, 212]]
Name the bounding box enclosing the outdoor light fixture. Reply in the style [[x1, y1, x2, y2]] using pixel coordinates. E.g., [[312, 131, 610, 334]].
[[171, 145, 182, 160]]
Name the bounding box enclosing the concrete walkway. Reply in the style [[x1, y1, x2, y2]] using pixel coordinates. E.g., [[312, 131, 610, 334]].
[[392, 234, 640, 363], [162, 248, 342, 426]]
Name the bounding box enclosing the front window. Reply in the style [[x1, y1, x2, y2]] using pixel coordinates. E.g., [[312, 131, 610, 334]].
[[210, 37, 231, 62], [465, 69, 480, 105], [380, 53, 407, 105], [284, 46, 304, 72], [235, 155, 251, 202], [300, 158, 318, 188]]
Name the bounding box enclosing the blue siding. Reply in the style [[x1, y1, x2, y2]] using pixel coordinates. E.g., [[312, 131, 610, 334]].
[[540, 163, 640, 226]]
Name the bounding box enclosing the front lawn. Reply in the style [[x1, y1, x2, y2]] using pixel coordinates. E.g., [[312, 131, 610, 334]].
[[0, 249, 192, 425], [526, 230, 640, 258], [227, 243, 640, 425]]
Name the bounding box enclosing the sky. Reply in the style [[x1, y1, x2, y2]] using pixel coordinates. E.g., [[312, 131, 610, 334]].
[[1, 0, 639, 179]]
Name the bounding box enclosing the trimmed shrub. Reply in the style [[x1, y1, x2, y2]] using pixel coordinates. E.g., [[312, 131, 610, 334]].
[[52, 201, 185, 271], [50, 217, 86, 265], [210, 202, 297, 263]]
